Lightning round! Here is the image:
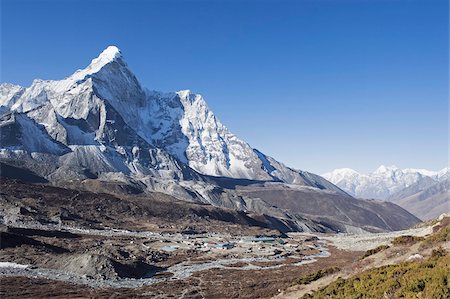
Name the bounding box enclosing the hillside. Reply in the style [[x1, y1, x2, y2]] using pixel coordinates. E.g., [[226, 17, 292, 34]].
[[390, 179, 450, 220], [276, 215, 450, 299]]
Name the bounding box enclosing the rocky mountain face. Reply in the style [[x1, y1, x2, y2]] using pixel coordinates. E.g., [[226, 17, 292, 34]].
[[389, 178, 450, 220], [0, 46, 420, 232], [323, 166, 449, 200], [235, 184, 420, 233], [0, 46, 340, 191]]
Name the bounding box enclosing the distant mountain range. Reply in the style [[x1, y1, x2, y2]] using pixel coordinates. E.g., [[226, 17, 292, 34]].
[[389, 178, 449, 220], [0, 46, 420, 232], [323, 166, 449, 220], [323, 166, 449, 199]]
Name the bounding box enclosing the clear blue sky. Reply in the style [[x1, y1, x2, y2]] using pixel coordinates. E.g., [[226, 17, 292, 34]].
[[1, 0, 448, 174]]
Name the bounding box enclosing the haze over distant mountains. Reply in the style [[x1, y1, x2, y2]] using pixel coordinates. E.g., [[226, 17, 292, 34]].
[[323, 166, 449, 200], [388, 178, 449, 221], [323, 166, 449, 220], [0, 46, 421, 233]]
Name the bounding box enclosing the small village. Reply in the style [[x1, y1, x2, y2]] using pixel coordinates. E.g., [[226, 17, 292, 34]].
[[153, 231, 325, 263]]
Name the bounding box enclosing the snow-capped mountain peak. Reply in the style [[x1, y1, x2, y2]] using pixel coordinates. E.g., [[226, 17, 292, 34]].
[[331, 168, 359, 175], [71, 45, 122, 81], [323, 168, 359, 182], [323, 166, 448, 199], [93, 45, 121, 63], [0, 46, 345, 195], [402, 168, 438, 177], [373, 165, 398, 175]]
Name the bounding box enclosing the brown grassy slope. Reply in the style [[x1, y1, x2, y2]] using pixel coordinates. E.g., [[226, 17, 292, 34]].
[[301, 220, 450, 299]]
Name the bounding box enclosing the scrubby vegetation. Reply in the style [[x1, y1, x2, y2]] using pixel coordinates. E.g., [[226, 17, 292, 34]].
[[301, 249, 450, 299], [431, 246, 447, 258], [391, 235, 424, 246], [293, 267, 340, 285], [421, 226, 450, 248], [360, 245, 390, 260]]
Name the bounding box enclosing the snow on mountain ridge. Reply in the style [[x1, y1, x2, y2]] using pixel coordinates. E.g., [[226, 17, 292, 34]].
[[323, 166, 449, 200], [373, 165, 399, 175], [71, 45, 122, 82], [1, 46, 427, 233], [404, 170, 434, 178], [0, 45, 343, 194]]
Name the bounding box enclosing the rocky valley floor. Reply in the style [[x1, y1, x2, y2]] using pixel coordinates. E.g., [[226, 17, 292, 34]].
[[0, 179, 448, 298]]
